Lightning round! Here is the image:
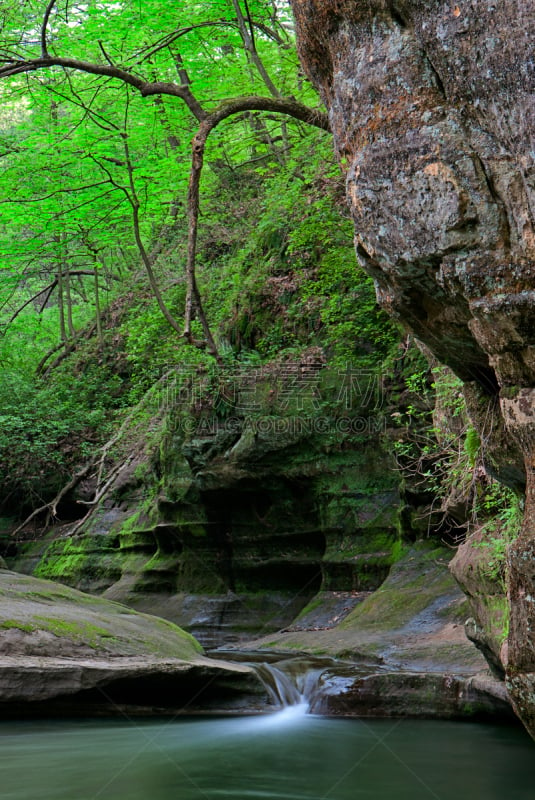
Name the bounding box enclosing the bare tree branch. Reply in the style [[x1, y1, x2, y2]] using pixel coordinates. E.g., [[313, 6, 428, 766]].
[[98, 40, 115, 67], [0, 55, 209, 122], [132, 22, 236, 64], [10, 461, 96, 538], [1, 269, 109, 331], [232, 0, 280, 97], [41, 0, 58, 58]]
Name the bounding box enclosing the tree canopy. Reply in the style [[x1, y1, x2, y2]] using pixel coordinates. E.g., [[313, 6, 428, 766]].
[[0, 0, 329, 357], [0, 1, 395, 519]]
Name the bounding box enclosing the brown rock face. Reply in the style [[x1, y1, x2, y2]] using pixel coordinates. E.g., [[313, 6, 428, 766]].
[[289, 0, 535, 734]]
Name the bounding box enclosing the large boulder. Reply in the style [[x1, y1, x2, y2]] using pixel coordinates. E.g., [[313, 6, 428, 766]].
[[0, 569, 264, 713]]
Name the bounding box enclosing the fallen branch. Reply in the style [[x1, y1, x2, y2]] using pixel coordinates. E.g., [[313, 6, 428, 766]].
[[10, 461, 96, 538], [68, 456, 135, 537], [10, 368, 175, 539]]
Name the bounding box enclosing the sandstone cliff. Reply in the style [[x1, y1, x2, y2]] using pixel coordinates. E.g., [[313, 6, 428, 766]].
[[289, 0, 535, 736], [13, 371, 401, 649]]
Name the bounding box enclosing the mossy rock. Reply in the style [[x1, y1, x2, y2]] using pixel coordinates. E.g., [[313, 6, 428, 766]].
[[339, 543, 456, 632], [240, 542, 485, 676], [0, 568, 203, 659]]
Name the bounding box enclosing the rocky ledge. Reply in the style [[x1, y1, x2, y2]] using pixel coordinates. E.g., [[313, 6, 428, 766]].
[[229, 543, 514, 720], [0, 569, 265, 716], [0, 552, 516, 722]]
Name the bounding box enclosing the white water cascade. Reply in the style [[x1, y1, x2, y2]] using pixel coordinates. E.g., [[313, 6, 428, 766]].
[[253, 663, 305, 707], [210, 649, 352, 717], [250, 658, 329, 715]]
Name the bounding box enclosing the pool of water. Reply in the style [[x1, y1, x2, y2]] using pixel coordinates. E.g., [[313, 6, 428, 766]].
[[1, 707, 533, 799]]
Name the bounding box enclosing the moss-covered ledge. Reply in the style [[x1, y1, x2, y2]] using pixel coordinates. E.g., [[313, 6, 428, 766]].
[[0, 569, 265, 714]]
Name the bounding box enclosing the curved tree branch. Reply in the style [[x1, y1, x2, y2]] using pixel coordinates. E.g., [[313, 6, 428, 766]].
[[184, 95, 330, 345], [0, 43, 330, 359], [41, 0, 58, 58], [0, 56, 208, 121]]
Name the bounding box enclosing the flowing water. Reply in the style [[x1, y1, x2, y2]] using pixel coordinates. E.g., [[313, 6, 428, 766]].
[[0, 712, 533, 800]]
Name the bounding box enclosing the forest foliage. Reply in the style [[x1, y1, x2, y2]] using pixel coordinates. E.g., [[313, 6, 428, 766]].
[[0, 0, 397, 516]]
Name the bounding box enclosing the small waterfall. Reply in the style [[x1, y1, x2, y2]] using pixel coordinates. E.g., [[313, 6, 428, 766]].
[[250, 658, 331, 713], [209, 649, 341, 714], [253, 663, 304, 708]]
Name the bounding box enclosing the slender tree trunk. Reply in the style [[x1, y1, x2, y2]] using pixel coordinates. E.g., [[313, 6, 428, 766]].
[[93, 260, 103, 347], [76, 273, 88, 303], [57, 260, 67, 343], [231, 0, 280, 98], [65, 269, 75, 338], [231, 0, 289, 159], [121, 131, 197, 342]]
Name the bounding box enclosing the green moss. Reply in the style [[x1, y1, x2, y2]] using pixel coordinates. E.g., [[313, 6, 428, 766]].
[[338, 544, 456, 632], [31, 529, 126, 588], [34, 540, 89, 584], [0, 620, 35, 632], [438, 597, 470, 623], [295, 596, 324, 618], [21, 585, 136, 610], [33, 615, 113, 647], [484, 595, 509, 644], [118, 530, 157, 551], [324, 530, 403, 562], [500, 385, 520, 399], [151, 617, 203, 653], [176, 551, 227, 593]]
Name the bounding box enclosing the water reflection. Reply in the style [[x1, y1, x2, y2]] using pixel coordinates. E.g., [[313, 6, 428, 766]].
[[0, 713, 533, 800]]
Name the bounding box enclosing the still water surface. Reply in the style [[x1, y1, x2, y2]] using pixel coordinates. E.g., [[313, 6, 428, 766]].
[[1, 707, 533, 800]]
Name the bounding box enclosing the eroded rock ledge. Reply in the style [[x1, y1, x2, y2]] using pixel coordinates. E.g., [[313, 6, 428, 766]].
[[289, 0, 535, 735], [0, 570, 265, 715]]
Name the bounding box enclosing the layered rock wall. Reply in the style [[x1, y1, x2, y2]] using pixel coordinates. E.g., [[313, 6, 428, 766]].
[[289, 0, 535, 734], [14, 380, 401, 648]]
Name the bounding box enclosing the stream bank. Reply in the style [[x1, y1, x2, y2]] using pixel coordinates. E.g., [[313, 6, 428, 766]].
[[213, 542, 513, 721], [0, 543, 513, 723]]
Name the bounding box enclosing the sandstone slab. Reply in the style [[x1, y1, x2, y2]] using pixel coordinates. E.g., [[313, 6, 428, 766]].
[[0, 569, 264, 714]]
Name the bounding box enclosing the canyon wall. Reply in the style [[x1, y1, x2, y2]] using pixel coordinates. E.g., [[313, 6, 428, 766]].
[[289, 0, 535, 734], [14, 364, 402, 649]]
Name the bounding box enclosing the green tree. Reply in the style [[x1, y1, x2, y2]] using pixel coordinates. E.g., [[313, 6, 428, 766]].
[[0, 0, 329, 358]]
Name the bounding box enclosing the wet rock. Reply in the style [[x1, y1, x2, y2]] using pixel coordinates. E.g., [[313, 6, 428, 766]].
[[464, 618, 506, 681], [237, 543, 488, 677], [311, 670, 514, 720], [450, 525, 509, 678]]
